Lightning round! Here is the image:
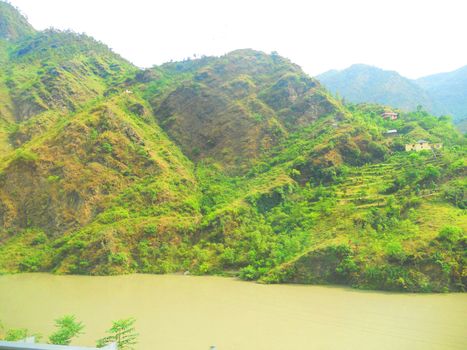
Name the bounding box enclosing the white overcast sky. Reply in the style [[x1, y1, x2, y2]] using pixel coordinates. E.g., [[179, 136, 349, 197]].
[[8, 0, 467, 78]]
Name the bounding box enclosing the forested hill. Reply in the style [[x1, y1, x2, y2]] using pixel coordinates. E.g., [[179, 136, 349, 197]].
[[0, 2, 465, 292], [318, 64, 467, 131]]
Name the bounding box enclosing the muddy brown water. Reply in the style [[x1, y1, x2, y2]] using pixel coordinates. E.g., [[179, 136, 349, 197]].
[[0, 273, 466, 350]]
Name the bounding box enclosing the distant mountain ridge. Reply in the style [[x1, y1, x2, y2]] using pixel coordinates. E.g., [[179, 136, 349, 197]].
[[317, 64, 467, 128], [317, 64, 433, 111], [416, 65, 467, 122]]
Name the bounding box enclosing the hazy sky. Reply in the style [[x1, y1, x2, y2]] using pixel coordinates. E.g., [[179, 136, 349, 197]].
[[8, 0, 467, 78]]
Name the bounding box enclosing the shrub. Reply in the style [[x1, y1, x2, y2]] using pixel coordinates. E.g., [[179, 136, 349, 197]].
[[98, 208, 130, 224], [220, 247, 236, 265], [12, 149, 38, 163], [239, 265, 258, 280], [19, 255, 42, 272], [49, 315, 84, 345], [47, 175, 60, 183], [101, 142, 113, 153], [437, 226, 463, 243], [421, 165, 441, 184], [191, 147, 200, 157], [109, 252, 129, 266], [335, 256, 359, 278], [253, 113, 264, 122], [367, 141, 387, 160], [385, 242, 407, 263], [31, 232, 48, 245], [143, 224, 158, 236], [443, 181, 466, 209]]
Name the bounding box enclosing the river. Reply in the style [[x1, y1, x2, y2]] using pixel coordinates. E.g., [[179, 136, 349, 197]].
[[0, 273, 466, 350]]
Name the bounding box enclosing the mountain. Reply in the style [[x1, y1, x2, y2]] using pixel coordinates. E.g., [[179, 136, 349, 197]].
[[0, 3, 465, 292], [145, 50, 337, 170], [0, 1, 35, 40], [416, 65, 467, 122], [318, 64, 467, 129], [317, 64, 433, 111]]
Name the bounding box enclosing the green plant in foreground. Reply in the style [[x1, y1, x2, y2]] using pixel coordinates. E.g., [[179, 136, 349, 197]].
[[4, 328, 29, 341], [2, 328, 42, 342], [0, 320, 42, 342], [96, 318, 138, 350], [48, 315, 84, 345], [1, 317, 138, 348]]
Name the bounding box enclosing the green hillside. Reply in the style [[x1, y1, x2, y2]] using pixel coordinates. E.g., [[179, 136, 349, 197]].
[[0, 3, 465, 292]]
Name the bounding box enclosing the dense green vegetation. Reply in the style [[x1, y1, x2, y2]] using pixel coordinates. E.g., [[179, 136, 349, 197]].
[[0, 1, 465, 292]]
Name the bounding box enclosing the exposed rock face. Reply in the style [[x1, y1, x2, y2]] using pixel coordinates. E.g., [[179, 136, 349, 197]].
[[0, 100, 184, 236], [149, 49, 338, 169]]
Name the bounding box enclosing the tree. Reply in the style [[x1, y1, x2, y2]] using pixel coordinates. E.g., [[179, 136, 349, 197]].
[[96, 318, 138, 350], [48, 315, 84, 345]]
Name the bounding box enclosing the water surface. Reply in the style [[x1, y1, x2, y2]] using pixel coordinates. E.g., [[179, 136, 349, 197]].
[[0, 273, 466, 350]]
